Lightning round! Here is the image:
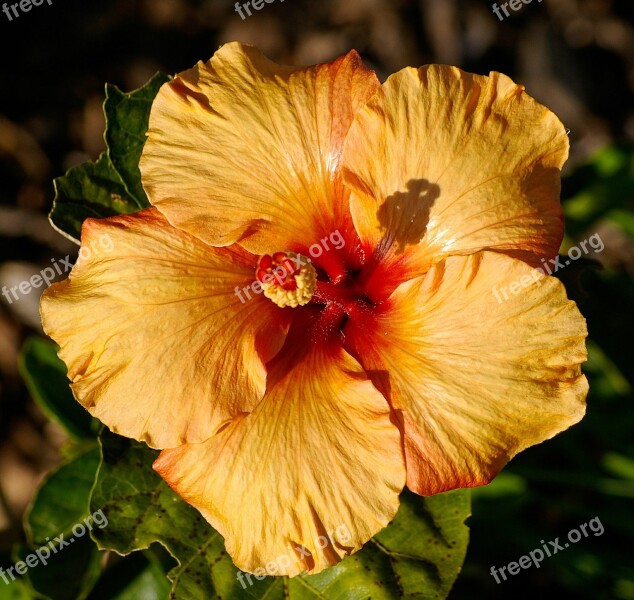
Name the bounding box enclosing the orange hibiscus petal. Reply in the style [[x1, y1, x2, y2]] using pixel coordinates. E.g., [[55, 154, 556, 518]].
[[140, 42, 379, 255], [344, 252, 588, 494], [342, 65, 569, 299], [40, 208, 290, 449], [154, 340, 405, 576]]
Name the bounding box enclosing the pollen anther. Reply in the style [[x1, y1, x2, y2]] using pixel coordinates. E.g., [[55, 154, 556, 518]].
[[256, 251, 317, 308]]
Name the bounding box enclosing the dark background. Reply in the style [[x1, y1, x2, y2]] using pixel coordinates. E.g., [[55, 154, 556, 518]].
[[0, 0, 633, 598]]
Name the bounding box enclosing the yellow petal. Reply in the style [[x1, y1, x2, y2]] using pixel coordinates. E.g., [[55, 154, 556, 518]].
[[40, 208, 289, 449], [342, 65, 568, 298], [154, 340, 405, 576], [344, 252, 588, 494], [140, 42, 379, 255]]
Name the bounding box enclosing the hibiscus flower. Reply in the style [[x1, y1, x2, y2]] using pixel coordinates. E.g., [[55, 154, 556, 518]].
[[40, 42, 588, 578]]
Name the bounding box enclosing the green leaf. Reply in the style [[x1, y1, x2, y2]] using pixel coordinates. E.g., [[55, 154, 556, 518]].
[[603, 453, 634, 481], [90, 432, 470, 599], [24, 445, 101, 544], [562, 143, 634, 236], [585, 340, 631, 398], [50, 152, 141, 242], [89, 433, 229, 598], [15, 537, 102, 600], [18, 336, 98, 441], [105, 73, 171, 206], [0, 579, 31, 600], [49, 73, 170, 241], [20, 445, 103, 600], [88, 552, 171, 600], [606, 208, 634, 238]]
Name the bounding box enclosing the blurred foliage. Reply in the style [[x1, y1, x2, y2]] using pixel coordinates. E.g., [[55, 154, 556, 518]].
[[564, 145, 634, 238], [19, 338, 99, 442]]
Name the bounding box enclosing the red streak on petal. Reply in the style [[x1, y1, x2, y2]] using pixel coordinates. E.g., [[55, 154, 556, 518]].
[[314, 252, 346, 284], [311, 303, 347, 345], [358, 253, 413, 303]]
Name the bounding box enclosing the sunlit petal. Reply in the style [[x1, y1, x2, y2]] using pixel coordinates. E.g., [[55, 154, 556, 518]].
[[343, 65, 568, 299], [41, 208, 289, 448], [345, 252, 588, 494], [154, 338, 405, 576], [140, 42, 380, 255]]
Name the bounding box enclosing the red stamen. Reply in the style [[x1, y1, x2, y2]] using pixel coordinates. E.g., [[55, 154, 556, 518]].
[[256, 251, 310, 300], [282, 258, 296, 275], [259, 254, 273, 270], [273, 252, 287, 263]]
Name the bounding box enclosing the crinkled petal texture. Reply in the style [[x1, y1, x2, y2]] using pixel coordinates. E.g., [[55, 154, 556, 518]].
[[344, 252, 588, 495], [40, 208, 289, 449], [342, 65, 569, 300], [140, 42, 380, 255], [154, 340, 405, 576]]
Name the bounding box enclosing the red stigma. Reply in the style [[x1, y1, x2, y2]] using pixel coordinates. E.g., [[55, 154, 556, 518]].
[[256, 252, 298, 291]]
